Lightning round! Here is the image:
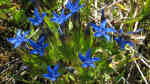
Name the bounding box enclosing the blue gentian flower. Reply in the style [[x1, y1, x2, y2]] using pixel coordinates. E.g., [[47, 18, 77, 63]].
[[91, 19, 116, 40], [79, 49, 100, 68], [29, 36, 48, 56], [66, 0, 84, 13], [114, 37, 134, 49], [43, 64, 61, 81], [29, 8, 46, 26], [7, 29, 29, 48], [115, 29, 134, 49], [50, 8, 72, 24]]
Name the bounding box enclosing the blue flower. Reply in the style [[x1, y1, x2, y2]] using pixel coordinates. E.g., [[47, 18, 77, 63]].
[[29, 36, 48, 56], [43, 64, 61, 81], [50, 8, 72, 24], [114, 37, 134, 49], [91, 19, 116, 40], [66, 0, 84, 13], [79, 49, 100, 68], [28, 8, 46, 26], [7, 29, 29, 48], [115, 29, 134, 49]]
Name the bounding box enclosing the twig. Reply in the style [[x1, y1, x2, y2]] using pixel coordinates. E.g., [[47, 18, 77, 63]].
[[94, 0, 98, 22], [140, 58, 150, 69], [133, 6, 139, 32], [134, 60, 148, 84]]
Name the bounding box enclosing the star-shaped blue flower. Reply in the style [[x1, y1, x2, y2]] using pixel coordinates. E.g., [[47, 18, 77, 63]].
[[43, 64, 61, 81], [7, 29, 29, 48], [28, 8, 46, 26], [79, 49, 100, 68], [114, 29, 134, 49], [29, 36, 48, 56], [66, 0, 84, 13], [90, 19, 116, 40], [50, 8, 72, 24]]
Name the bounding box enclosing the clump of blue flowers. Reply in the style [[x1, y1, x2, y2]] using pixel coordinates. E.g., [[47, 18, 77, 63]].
[[6, 0, 141, 83]]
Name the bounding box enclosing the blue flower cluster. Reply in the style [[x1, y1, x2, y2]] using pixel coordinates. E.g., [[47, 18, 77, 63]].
[[7, 0, 139, 82]]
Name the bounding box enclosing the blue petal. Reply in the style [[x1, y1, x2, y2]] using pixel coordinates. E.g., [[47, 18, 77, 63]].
[[79, 52, 86, 62], [100, 19, 107, 29], [94, 32, 103, 37], [114, 37, 121, 44], [50, 77, 57, 81], [60, 9, 65, 17], [47, 65, 53, 73], [43, 74, 49, 78], [86, 49, 91, 58], [121, 41, 134, 49], [55, 73, 61, 77], [14, 41, 22, 48], [43, 74, 50, 78], [92, 57, 100, 62], [34, 8, 40, 19], [16, 29, 22, 37], [40, 50, 44, 56], [41, 12, 46, 19], [23, 30, 30, 37], [90, 23, 100, 31], [52, 12, 59, 18], [89, 63, 95, 68], [7, 38, 17, 44], [50, 18, 57, 22], [29, 40, 39, 48], [66, 0, 73, 9], [30, 49, 39, 54], [44, 43, 48, 48], [28, 18, 40, 26], [54, 64, 59, 72], [126, 41, 134, 47], [82, 63, 88, 68], [43, 74, 56, 81], [104, 28, 116, 32], [104, 34, 110, 40], [65, 13, 72, 20], [38, 36, 45, 44], [75, 0, 80, 7], [119, 29, 123, 35]]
